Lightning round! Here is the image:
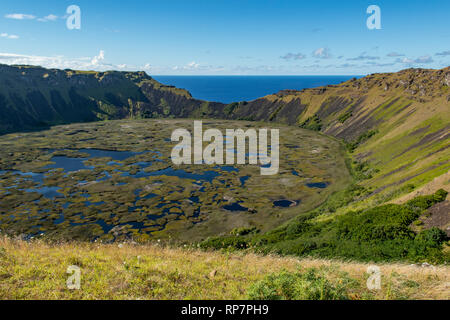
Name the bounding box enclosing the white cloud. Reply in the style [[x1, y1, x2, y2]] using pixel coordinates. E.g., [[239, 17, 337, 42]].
[[186, 61, 200, 69], [91, 50, 105, 66], [5, 13, 36, 20], [0, 33, 19, 39], [6, 13, 60, 23], [171, 61, 228, 74], [0, 52, 64, 67], [280, 53, 306, 61], [173, 61, 201, 71], [398, 55, 434, 65], [313, 47, 331, 59], [347, 53, 380, 61], [0, 51, 128, 71], [0, 51, 216, 74], [37, 14, 58, 22]]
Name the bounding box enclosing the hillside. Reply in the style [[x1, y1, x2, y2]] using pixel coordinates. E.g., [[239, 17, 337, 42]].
[[0, 236, 448, 300], [219, 68, 450, 219], [0, 64, 222, 134]]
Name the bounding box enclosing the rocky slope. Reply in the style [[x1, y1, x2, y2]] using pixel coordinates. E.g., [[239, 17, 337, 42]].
[[228, 67, 450, 140]]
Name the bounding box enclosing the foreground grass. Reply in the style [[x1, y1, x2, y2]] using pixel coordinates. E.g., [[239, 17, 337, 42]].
[[0, 237, 448, 300]]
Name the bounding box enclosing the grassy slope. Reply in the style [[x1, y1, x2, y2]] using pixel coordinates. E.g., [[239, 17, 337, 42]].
[[229, 67, 450, 206], [0, 237, 449, 300]]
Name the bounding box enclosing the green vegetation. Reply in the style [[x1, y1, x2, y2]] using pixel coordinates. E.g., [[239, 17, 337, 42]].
[[247, 268, 349, 300], [0, 119, 351, 243], [346, 130, 378, 152], [338, 111, 353, 123], [1, 237, 448, 300], [201, 190, 449, 263], [299, 115, 322, 131], [224, 102, 239, 115]]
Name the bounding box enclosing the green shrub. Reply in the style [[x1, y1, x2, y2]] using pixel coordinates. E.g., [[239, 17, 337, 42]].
[[336, 204, 419, 241], [224, 102, 239, 115], [433, 189, 448, 202], [406, 189, 448, 211], [247, 268, 348, 300], [346, 130, 378, 152], [413, 220, 424, 226], [286, 220, 310, 238], [299, 115, 322, 131], [230, 226, 258, 236], [338, 111, 353, 123], [201, 190, 449, 263], [199, 236, 248, 250], [415, 228, 448, 247]]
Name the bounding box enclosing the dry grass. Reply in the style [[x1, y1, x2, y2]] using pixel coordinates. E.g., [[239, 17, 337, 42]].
[[0, 236, 448, 300]]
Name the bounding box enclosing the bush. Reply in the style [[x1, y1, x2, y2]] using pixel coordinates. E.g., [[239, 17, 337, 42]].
[[317, 184, 367, 213], [415, 228, 448, 247], [338, 111, 353, 123], [224, 102, 239, 115], [286, 220, 310, 238], [336, 204, 418, 241], [199, 236, 248, 250], [406, 189, 448, 211], [346, 130, 378, 152], [433, 189, 448, 202], [230, 226, 258, 236], [201, 190, 449, 263], [247, 269, 349, 300], [299, 115, 322, 131]]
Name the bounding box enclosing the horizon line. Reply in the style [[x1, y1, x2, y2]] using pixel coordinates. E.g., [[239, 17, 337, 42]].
[[151, 74, 364, 77]]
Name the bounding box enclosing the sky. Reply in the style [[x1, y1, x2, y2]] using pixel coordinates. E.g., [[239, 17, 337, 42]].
[[0, 0, 449, 75]]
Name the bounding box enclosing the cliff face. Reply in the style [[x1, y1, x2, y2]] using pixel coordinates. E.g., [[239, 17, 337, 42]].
[[0, 64, 222, 134]]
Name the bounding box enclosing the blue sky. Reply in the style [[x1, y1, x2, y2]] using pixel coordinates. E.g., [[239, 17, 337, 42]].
[[0, 0, 449, 75]]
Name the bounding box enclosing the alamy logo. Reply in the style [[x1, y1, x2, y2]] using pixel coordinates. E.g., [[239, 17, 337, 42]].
[[66, 265, 81, 290], [171, 121, 279, 175], [66, 5, 81, 30], [366, 5, 381, 30], [366, 265, 382, 290]]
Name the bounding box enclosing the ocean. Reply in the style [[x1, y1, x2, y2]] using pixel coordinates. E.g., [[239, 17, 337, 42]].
[[152, 75, 359, 104]]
